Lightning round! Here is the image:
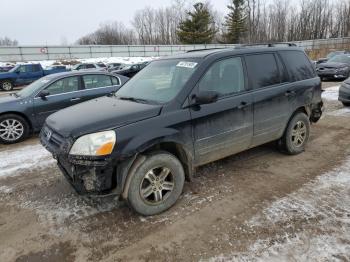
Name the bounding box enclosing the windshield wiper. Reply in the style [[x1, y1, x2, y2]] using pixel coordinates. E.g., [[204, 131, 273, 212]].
[[117, 96, 153, 104]]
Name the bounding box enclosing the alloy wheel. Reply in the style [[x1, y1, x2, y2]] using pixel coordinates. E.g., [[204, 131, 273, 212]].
[[0, 119, 24, 141], [291, 120, 306, 147], [2, 81, 13, 91], [140, 166, 175, 205]]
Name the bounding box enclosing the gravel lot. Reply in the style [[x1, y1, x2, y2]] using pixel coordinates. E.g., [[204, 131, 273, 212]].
[[1, 81, 350, 261]]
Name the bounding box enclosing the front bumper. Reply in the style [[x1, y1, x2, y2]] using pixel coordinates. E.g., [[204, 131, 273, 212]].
[[317, 69, 349, 79], [40, 126, 118, 196], [339, 84, 350, 103]]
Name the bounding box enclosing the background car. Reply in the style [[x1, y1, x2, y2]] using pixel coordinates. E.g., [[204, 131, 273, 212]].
[[339, 78, 350, 106], [0, 63, 68, 91], [316, 50, 350, 64], [111, 62, 149, 78], [107, 63, 125, 72], [0, 64, 15, 72], [71, 63, 106, 72], [316, 54, 350, 80], [0, 71, 128, 143]]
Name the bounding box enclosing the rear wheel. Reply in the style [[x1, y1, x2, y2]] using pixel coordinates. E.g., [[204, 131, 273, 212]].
[[1, 80, 13, 91], [0, 114, 30, 144], [279, 112, 310, 155], [127, 152, 185, 216]]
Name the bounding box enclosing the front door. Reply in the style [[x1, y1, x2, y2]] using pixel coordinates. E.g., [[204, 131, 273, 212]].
[[33, 76, 82, 127], [244, 53, 291, 147], [190, 57, 254, 166]]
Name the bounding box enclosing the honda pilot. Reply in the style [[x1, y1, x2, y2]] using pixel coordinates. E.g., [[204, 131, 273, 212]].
[[40, 45, 323, 216]]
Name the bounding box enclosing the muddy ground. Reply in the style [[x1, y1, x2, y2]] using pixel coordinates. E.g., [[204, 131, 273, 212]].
[[0, 82, 350, 261]]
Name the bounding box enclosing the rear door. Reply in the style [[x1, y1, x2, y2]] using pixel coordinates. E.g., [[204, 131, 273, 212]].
[[80, 74, 121, 101], [33, 76, 83, 126], [190, 56, 253, 166], [244, 52, 291, 147]]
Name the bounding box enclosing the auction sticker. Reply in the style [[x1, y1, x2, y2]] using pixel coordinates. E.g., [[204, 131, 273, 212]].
[[176, 61, 198, 69]]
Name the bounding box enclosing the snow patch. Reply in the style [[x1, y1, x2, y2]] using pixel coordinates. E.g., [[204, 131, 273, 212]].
[[207, 158, 350, 261], [0, 144, 55, 177], [321, 85, 340, 101]]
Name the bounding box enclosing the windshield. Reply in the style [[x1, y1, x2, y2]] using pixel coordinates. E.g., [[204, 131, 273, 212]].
[[72, 64, 81, 70], [16, 77, 51, 97], [9, 65, 20, 72], [116, 59, 199, 103], [328, 55, 350, 64]]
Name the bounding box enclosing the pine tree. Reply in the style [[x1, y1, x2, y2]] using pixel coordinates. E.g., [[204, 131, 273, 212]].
[[223, 0, 247, 44], [177, 3, 216, 44]]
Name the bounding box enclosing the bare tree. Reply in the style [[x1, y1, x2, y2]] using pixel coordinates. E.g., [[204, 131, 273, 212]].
[[0, 37, 18, 46]]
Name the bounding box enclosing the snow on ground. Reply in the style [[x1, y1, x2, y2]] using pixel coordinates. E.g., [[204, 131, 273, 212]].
[[321, 85, 340, 101], [0, 144, 55, 177], [207, 158, 350, 261], [2, 57, 156, 69]]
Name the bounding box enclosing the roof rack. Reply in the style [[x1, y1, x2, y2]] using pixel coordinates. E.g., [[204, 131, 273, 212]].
[[239, 42, 297, 48], [186, 47, 228, 53]]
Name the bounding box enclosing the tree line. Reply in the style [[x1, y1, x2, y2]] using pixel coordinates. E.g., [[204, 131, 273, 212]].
[[75, 0, 350, 45]]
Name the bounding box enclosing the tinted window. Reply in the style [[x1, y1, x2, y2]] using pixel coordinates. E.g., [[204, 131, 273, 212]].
[[83, 75, 112, 89], [32, 64, 41, 72], [199, 57, 245, 96], [279, 51, 315, 81], [111, 77, 120, 85], [46, 76, 79, 95], [245, 53, 280, 89], [86, 64, 95, 69]]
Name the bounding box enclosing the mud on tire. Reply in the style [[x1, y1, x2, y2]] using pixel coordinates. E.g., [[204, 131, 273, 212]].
[[279, 112, 310, 155], [127, 151, 185, 216]]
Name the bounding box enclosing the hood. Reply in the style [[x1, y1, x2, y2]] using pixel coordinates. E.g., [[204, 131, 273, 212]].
[[46, 96, 162, 138], [317, 62, 349, 69]]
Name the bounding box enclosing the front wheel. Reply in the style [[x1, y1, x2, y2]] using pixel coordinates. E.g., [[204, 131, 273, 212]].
[[1, 80, 13, 91], [0, 114, 30, 144], [279, 112, 310, 155], [127, 152, 185, 216]]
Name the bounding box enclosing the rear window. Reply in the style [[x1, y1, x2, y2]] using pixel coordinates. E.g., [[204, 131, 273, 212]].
[[279, 51, 315, 81], [245, 53, 281, 89]]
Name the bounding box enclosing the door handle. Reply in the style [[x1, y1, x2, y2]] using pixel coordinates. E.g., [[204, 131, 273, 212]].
[[285, 90, 296, 97], [237, 101, 250, 109], [70, 97, 81, 101]]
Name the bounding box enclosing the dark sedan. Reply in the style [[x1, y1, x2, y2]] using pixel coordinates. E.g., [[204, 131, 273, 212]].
[[0, 71, 128, 144], [316, 54, 350, 80], [111, 62, 149, 78], [339, 78, 350, 106]]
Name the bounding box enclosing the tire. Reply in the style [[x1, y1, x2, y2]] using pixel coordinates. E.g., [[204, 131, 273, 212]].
[[0, 114, 30, 144], [279, 112, 310, 155], [127, 151, 185, 216], [1, 80, 13, 91], [342, 102, 350, 107]]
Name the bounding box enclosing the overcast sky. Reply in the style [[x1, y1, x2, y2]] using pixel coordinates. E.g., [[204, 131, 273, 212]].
[[1, 0, 229, 45]]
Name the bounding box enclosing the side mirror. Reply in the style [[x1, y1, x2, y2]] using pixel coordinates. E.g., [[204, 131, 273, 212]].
[[194, 91, 219, 105], [38, 90, 50, 99]]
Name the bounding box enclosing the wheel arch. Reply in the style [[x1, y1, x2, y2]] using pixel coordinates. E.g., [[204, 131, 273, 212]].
[[119, 140, 194, 200], [0, 111, 33, 132]]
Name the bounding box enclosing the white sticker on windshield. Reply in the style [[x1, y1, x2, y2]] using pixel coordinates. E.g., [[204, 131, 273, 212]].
[[176, 61, 198, 69]]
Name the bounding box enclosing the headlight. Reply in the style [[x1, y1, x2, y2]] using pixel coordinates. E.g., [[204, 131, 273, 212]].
[[337, 67, 349, 72], [69, 131, 116, 156]]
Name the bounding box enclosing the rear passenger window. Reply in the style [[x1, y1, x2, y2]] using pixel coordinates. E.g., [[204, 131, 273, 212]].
[[86, 64, 95, 69], [245, 53, 280, 89], [199, 57, 245, 96], [83, 75, 113, 89], [279, 51, 315, 81]]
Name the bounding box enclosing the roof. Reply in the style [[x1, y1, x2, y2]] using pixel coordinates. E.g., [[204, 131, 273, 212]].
[[43, 70, 121, 80], [162, 46, 304, 60]]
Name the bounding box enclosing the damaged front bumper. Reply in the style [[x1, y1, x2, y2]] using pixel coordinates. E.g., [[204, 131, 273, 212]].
[[40, 126, 130, 196]]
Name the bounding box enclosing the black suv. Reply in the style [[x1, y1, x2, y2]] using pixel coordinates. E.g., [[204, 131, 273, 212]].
[[40, 46, 323, 216]]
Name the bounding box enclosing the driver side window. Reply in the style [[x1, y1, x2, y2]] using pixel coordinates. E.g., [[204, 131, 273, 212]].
[[198, 57, 245, 96], [45, 76, 79, 95]]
